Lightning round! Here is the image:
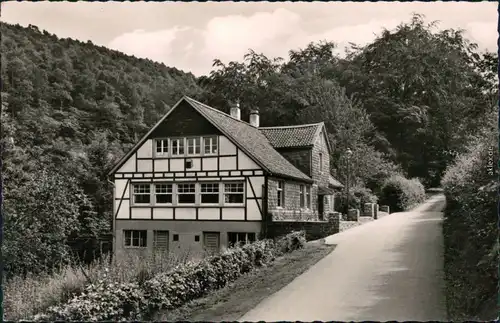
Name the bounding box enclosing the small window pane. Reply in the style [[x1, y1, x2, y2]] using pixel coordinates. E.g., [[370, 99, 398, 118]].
[[178, 194, 195, 204], [225, 194, 243, 204], [201, 194, 219, 204]]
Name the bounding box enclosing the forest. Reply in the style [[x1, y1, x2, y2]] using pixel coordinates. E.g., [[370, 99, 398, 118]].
[[1, 15, 497, 316]]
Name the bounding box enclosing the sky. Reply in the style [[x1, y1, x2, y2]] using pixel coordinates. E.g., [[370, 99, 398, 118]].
[[2, 1, 498, 76]]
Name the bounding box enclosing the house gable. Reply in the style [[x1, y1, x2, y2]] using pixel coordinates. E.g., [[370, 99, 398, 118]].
[[148, 100, 222, 138]]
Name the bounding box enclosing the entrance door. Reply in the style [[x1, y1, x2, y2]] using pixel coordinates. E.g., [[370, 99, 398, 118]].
[[318, 195, 324, 220]]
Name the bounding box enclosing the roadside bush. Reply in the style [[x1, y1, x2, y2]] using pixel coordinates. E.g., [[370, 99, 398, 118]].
[[378, 175, 425, 212], [275, 230, 307, 253], [5, 248, 190, 321], [336, 186, 378, 212], [36, 232, 306, 321], [441, 124, 498, 319]]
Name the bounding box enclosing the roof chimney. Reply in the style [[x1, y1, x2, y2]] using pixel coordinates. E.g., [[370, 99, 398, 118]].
[[250, 110, 260, 127], [230, 102, 241, 120]]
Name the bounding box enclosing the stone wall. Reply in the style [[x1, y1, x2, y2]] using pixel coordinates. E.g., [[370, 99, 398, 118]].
[[310, 130, 330, 188], [267, 212, 340, 241], [267, 177, 320, 221]]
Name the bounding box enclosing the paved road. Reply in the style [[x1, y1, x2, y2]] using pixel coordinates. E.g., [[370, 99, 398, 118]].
[[240, 195, 447, 322]]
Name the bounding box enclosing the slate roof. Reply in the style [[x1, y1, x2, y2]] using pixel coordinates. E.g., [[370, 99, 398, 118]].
[[259, 123, 323, 148], [184, 97, 313, 182]]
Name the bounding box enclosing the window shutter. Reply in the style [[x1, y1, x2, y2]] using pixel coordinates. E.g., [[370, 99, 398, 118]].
[[154, 231, 169, 249], [204, 232, 220, 253]]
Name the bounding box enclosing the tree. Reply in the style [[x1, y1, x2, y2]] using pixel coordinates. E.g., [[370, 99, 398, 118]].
[[338, 13, 495, 186]]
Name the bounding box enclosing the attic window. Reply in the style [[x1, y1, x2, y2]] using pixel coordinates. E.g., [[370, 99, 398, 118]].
[[171, 138, 185, 156], [187, 137, 201, 155], [204, 136, 218, 155], [156, 139, 169, 155]]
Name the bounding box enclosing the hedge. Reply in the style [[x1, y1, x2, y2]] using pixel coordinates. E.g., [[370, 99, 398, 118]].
[[441, 128, 498, 319], [378, 174, 425, 212], [35, 231, 306, 321]]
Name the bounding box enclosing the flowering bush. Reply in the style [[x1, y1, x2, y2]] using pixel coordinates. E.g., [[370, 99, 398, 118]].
[[36, 232, 306, 321], [378, 175, 425, 212]]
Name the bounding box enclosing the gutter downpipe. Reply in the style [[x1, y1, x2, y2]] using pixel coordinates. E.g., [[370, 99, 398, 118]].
[[107, 178, 116, 263]]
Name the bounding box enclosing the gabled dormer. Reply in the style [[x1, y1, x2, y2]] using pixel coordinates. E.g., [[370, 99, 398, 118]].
[[259, 122, 332, 185]]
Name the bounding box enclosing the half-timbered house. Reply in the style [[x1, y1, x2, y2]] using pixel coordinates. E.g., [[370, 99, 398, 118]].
[[108, 96, 343, 257]]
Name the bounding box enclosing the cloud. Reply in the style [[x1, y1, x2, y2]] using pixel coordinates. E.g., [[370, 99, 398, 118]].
[[465, 21, 497, 52], [108, 27, 188, 62], [310, 19, 401, 53], [201, 8, 302, 62]]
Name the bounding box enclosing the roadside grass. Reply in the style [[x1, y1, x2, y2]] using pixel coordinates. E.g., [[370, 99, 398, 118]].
[[153, 242, 336, 322], [4, 249, 197, 320]]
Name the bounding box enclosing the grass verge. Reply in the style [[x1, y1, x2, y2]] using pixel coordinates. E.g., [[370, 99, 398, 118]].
[[153, 242, 336, 322]]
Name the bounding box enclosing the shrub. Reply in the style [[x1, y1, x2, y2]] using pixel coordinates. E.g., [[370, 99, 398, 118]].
[[5, 249, 191, 321], [35, 232, 306, 321], [441, 124, 498, 319], [336, 186, 378, 212], [275, 230, 307, 253], [378, 175, 425, 212]]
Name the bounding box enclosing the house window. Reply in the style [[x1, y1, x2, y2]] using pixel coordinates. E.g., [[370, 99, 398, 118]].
[[173, 234, 179, 241], [133, 184, 151, 204], [177, 183, 196, 204], [124, 230, 147, 248], [300, 185, 305, 208], [204, 136, 218, 155], [187, 137, 201, 155], [155, 184, 173, 204], [200, 183, 220, 204], [203, 232, 220, 253], [224, 182, 244, 204], [153, 230, 169, 249], [156, 139, 169, 156], [228, 232, 256, 247], [277, 181, 284, 207], [171, 138, 185, 156], [319, 153, 323, 172], [306, 186, 311, 209]]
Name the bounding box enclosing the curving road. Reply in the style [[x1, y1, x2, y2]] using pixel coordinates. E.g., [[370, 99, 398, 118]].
[[240, 195, 447, 322]]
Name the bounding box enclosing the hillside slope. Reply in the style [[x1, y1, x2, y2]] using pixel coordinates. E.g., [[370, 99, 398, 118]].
[[1, 22, 204, 275]]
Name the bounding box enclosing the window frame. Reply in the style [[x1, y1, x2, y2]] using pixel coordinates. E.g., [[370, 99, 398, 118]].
[[306, 186, 311, 209], [154, 136, 219, 158], [200, 182, 221, 205], [186, 137, 201, 156], [223, 182, 245, 206], [124, 230, 147, 248], [156, 138, 169, 156], [277, 181, 285, 208], [319, 152, 323, 172], [299, 185, 305, 208], [154, 183, 173, 205], [203, 136, 218, 155], [170, 138, 185, 156], [132, 183, 151, 205], [176, 183, 196, 205], [228, 232, 256, 247], [130, 182, 246, 208]]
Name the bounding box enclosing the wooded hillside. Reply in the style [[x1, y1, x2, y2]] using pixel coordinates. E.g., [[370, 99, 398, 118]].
[[1, 14, 496, 277]]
